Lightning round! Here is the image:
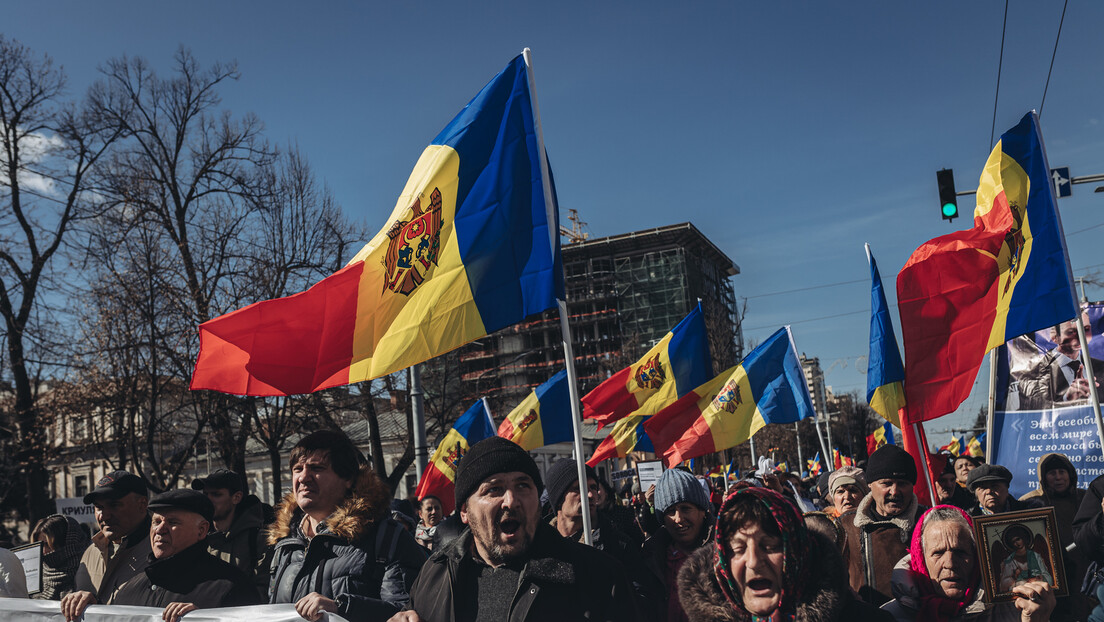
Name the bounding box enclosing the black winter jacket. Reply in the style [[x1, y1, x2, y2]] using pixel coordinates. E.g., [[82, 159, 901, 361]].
[[406, 522, 640, 622], [108, 542, 260, 609], [1074, 472, 1104, 564], [267, 474, 427, 621]]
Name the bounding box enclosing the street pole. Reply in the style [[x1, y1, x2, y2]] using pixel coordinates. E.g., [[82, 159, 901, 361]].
[[410, 364, 428, 481]]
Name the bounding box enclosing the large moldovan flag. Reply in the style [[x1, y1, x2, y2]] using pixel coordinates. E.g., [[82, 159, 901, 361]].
[[191, 55, 561, 395], [414, 399, 496, 515], [582, 304, 712, 429], [865, 245, 905, 427], [644, 327, 815, 467], [498, 369, 573, 451], [896, 112, 1077, 422]]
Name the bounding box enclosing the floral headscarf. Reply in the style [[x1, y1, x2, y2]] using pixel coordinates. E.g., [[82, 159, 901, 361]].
[[712, 487, 811, 622], [907, 505, 981, 622]]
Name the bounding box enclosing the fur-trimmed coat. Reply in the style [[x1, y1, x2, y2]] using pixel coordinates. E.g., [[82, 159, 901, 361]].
[[678, 531, 894, 622], [266, 466, 427, 621], [841, 493, 927, 606]]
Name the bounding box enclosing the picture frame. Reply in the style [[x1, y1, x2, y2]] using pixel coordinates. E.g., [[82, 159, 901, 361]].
[[11, 541, 43, 595], [972, 507, 1067, 603]]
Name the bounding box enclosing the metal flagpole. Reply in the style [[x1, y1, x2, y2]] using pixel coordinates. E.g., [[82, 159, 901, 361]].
[[986, 350, 997, 459], [410, 364, 428, 481], [523, 48, 594, 545], [793, 422, 804, 474], [1074, 313, 1104, 459], [811, 410, 830, 470]]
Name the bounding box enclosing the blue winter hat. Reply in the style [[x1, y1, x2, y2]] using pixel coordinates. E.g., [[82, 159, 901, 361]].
[[654, 468, 711, 514]]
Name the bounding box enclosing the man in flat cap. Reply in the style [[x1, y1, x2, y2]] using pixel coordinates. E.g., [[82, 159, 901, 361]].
[[62, 470, 152, 621], [191, 468, 273, 592], [109, 489, 260, 621], [968, 464, 1040, 517], [391, 436, 639, 622], [841, 444, 928, 605]]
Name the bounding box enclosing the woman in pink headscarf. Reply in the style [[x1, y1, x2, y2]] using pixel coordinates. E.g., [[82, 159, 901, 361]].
[[881, 505, 1055, 622]]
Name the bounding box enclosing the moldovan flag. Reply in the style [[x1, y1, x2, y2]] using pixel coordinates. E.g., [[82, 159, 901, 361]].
[[586, 414, 655, 467], [499, 369, 573, 451], [865, 245, 904, 428], [967, 433, 985, 458], [644, 327, 815, 467], [807, 452, 823, 476], [897, 112, 1077, 421], [939, 436, 962, 455], [582, 304, 711, 429], [415, 398, 495, 515], [865, 420, 896, 456], [190, 55, 561, 396]]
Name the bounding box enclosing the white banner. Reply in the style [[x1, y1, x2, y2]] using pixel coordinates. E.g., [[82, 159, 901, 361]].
[[54, 498, 98, 529], [0, 599, 350, 622]]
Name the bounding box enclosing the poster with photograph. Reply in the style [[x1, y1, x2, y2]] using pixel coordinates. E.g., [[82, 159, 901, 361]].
[[991, 303, 1104, 498]]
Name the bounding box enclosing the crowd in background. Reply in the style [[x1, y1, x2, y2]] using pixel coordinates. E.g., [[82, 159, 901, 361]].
[[1, 431, 1102, 621]]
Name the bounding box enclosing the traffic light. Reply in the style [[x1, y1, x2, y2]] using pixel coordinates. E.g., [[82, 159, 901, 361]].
[[937, 169, 958, 221]]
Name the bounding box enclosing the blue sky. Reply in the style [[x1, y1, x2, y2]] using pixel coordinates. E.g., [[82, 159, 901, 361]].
[[10, 1, 1104, 441]]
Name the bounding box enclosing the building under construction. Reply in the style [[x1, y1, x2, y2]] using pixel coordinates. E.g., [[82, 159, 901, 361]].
[[456, 222, 742, 412]]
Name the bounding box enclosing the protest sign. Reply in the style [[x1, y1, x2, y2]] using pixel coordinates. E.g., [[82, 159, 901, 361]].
[[54, 497, 97, 529], [992, 303, 1104, 498], [0, 600, 349, 622]]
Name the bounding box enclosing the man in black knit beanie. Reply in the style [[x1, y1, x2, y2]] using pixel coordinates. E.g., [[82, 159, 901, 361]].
[[393, 436, 639, 622]]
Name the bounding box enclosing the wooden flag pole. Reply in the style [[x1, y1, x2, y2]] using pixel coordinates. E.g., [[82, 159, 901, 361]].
[[524, 47, 594, 546]]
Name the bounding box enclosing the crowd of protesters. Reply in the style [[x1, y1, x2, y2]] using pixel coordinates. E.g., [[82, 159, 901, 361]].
[[3, 430, 1104, 621]]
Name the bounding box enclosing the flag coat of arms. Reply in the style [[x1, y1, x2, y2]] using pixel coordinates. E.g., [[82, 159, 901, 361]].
[[897, 112, 1077, 422], [582, 304, 711, 429], [414, 399, 495, 515], [498, 369, 573, 451], [191, 55, 561, 396], [644, 327, 815, 467]]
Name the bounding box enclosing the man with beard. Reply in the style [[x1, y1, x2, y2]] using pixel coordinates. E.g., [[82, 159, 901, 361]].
[[191, 468, 272, 593], [62, 471, 152, 621], [840, 445, 928, 605], [392, 436, 638, 622]]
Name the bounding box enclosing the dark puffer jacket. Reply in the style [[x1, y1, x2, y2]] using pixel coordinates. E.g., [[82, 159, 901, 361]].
[[107, 542, 260, 608], [267, 467, 427, 620], [405, 522, 639, 622], [206, 494, 273, 594], [678, 531, 894, 622]]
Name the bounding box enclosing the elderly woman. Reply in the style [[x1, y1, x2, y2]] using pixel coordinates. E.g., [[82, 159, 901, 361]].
[[678, 486, 892, 621], [826, 466, 868, 518], [881, 505, 1055, 622]]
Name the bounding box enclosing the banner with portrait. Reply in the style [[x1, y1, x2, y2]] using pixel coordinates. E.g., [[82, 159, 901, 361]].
[[991, 303, 1104, 499]]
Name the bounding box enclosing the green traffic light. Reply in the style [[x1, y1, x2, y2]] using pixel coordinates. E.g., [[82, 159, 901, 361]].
[[942, 202, 958, 218]]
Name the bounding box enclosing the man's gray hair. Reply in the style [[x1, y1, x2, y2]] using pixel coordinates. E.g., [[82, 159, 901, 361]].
[[920, 507, 975, 553]]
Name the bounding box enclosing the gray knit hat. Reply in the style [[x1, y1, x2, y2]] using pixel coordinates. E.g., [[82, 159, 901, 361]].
[[654, 468, 710, 514]]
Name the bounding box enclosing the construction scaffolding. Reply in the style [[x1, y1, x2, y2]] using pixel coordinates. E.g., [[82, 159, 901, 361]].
[[449, 222, 742, 413]]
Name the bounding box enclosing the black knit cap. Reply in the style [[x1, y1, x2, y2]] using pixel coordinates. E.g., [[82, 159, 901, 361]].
[[148, 489, 215, 523], [454, 436, 544, 510], [545, 459, 597, 511], [865, 444, 917, 485]]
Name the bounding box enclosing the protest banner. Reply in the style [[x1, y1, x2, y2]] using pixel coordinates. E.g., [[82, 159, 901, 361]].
[[991, 303, 1104, 498], [0, 600, 349, 622], [54, 497, 97, 529]]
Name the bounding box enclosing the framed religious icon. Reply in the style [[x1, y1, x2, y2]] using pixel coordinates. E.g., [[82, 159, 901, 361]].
[[973, 507, 1067, 603]]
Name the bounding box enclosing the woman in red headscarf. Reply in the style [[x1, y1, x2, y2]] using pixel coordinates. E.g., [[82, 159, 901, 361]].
[[881, 505, 1055, 622], [678, 486, 892, 621]]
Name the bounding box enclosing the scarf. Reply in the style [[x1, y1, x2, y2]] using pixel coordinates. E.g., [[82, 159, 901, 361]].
[[35, 515, 91, 600], [906, 505, 980, 622], [712, 487, 810, 622]]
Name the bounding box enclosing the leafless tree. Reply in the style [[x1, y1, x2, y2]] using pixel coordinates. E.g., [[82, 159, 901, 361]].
[[0, 36, 123, 520], [87, 47, 277, 476]]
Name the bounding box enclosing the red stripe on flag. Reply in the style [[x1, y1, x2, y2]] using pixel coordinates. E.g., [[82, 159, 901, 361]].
[[191, 262, 363, 396], [581, 367, 636, 428], [415, 462, 458, 516], [586, 435, 619, 467]]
